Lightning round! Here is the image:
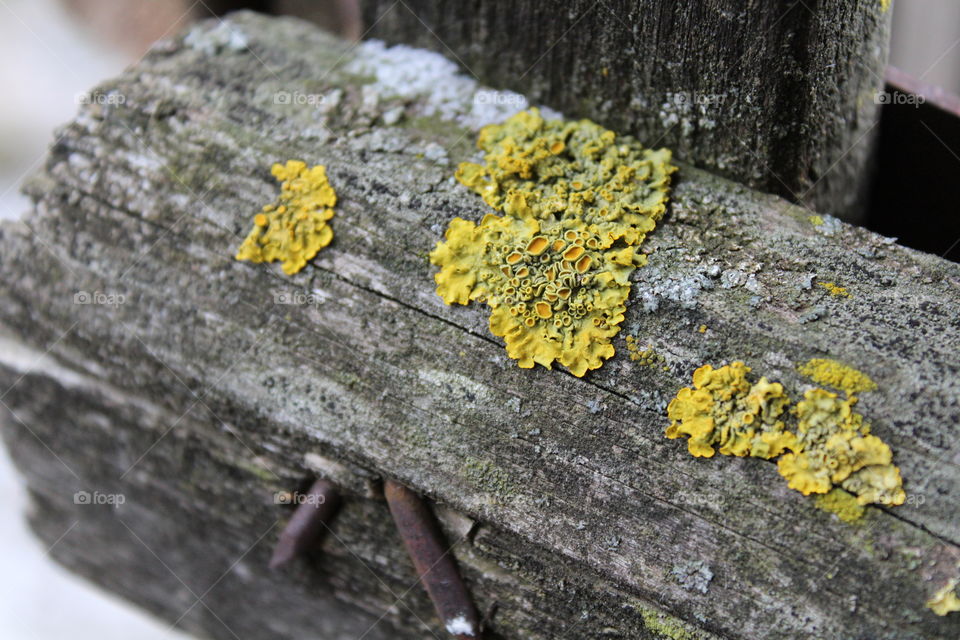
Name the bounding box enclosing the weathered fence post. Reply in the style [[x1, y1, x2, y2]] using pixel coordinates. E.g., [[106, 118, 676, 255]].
[[363, 0, 892, 220], [1, 9, 958, 640]]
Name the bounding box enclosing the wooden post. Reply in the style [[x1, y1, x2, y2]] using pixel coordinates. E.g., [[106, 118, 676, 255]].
[[362, 0, 893, 221], [1, 11, 958, 640]]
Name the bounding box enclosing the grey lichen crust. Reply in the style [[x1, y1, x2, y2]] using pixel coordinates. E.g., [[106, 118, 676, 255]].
[[0, 12, 959, 640]]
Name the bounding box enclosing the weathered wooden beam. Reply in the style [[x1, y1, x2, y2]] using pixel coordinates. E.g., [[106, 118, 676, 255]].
[[1, 11, 959, 640], [362, 0, 893, 221]]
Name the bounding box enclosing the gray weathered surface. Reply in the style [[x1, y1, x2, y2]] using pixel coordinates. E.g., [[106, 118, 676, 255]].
[[363, 0, 892, 221], [1, 11, 959, 640]]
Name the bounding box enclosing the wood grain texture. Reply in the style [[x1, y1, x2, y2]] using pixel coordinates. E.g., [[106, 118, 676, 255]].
[[362, 0, 892, 221], [1, 12, 958, 640]]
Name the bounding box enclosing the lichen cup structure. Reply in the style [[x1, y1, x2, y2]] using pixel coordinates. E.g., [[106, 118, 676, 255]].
[[430, 109, 676, 376]]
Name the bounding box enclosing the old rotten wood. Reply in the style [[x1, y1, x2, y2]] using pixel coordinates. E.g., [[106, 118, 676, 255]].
[[0, 11, 958, 640]]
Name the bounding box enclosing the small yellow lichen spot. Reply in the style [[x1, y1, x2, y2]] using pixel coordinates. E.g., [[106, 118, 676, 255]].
[[235, 160, 336, 275], [697, 324, 707, 333], [814, 488, 866, 523], [625, 338, 665, 366], [798, 358, 877, 396], [666, 362, 794, 459], [880, 0, 891, 12], [927, 578, 960, 616], [817, 281, 850, 298], [809, 215, 824, 226], [432, 109, 676, 376]]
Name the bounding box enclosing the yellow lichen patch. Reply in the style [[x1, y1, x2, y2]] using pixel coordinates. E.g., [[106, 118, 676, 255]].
[[667, 363, 905, 510], [235, 160, 336, 275], [817, 281, 850, 298], [455, 108, 676, 248], [798, 358, 877, 396], [777, 388, 904, 505], [928, 578, 960, 616], [666, 362, 794, 459], [432, 109, 676, 375], [433, 213, 637, 376], [809, 215, 824, 226], [814, 488, 865, 523]]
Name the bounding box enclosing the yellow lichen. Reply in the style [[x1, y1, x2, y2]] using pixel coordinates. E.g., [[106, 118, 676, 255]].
[[431, 109, 676, 375], [235, 160, 336, 275], [433, 213, 635, 376], [668, 364, 905, 509], [456, 108, 674, 245], [927, 578, 960, 616], [817, 281, 850, 298], [798, 358, 877, 396], [814, 488, 865, 523], [778, 389, 903, 505], [809, 215, 824, 226], [666, 362, 795, 459], [697, 324, 707, 333]]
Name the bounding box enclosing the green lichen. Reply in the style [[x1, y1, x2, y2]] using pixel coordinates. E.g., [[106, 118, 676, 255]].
[[235, 459, 279, 483], [430, 108, 676, 376], [814, 487, 866, 523], [635, 603, 712, 640], [461, 456, 519, 502], [625, 336, 665, 366]]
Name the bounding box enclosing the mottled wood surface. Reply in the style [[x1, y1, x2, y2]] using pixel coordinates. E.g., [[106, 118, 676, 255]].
[[1, 12, 959, 640], [363, 0, 892, 221]]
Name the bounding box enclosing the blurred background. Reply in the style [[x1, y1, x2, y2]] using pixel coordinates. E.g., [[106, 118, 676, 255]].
[[0, 0, 958, 637]]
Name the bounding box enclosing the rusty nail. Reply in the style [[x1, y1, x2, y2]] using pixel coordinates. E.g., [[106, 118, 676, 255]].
[[384, 479, 481, 639], [269, 478, 341, 569]]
